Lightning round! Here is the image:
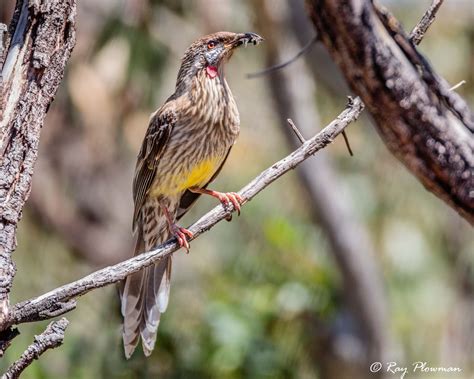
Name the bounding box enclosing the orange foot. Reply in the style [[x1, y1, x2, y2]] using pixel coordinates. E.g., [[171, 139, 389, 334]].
[[171, 224, 194, 253], [209, 191, 244, 215], [189, 188, 245, 220]]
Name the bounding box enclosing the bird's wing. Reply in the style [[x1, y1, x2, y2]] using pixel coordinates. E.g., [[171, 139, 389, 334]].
[[176, 146, 233, 220], [133, 105, 177, 230]]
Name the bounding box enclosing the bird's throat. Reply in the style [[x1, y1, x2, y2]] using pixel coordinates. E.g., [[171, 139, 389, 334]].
[[206, 65, 218, 79]]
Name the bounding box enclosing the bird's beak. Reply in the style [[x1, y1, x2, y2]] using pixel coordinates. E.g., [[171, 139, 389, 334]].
[[227, 32, 264, 50], [218, 32, 263, 64]]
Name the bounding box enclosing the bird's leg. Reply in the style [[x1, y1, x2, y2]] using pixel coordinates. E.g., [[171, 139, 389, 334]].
[[160, 203, 193, 253], [190, 188, 244, 216]]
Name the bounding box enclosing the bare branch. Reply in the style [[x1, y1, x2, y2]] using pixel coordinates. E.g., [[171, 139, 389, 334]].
[[409, 0, 444, 46], [1, 318, 68, 379], [5, 98, 363, 327], [7, 0, 441, 332], [246, 35, 317, 78]]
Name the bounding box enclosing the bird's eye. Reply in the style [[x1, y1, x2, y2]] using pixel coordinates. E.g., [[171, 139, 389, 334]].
[[207, 41, 216, 49]]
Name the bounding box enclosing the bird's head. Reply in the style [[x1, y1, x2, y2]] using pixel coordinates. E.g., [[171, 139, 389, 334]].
[[175, 31, 263, 93]]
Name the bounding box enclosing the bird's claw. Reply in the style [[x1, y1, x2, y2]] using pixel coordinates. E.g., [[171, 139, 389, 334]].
[[215, 192, 244, 216], [171, 225, 194, 253]]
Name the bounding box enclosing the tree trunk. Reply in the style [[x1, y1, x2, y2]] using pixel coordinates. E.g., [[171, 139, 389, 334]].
[[0, 0, 76, 332], [305, 0, 474, 224]]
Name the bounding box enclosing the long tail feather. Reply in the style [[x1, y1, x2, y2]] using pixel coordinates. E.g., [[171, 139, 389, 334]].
[[120, 201, 172, 358], [140, 257, 171, 356]]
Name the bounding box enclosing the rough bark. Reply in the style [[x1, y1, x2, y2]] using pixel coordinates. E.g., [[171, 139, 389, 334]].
[[305, 0, 474, 224], [0, 0, 76, 329]]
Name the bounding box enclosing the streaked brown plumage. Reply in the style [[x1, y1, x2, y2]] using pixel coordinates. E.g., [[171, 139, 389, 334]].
[[120, 31, 263, 358]]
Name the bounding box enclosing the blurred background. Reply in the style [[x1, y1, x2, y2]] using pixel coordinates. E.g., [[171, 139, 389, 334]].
[[1, 0, 473, 378]]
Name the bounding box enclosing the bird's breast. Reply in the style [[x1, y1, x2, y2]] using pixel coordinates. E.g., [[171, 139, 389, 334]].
[[149, 70, 240, 197]]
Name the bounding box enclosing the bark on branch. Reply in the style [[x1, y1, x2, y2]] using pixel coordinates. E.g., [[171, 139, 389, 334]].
[[3, 97, 364, 328], [409, 0, 444, 46], [306, 0, 474, 224], [0, 0, 77, 331], [1, 318, 68, 379]]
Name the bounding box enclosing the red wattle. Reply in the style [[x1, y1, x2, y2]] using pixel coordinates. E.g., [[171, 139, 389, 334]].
[[206, 66, 218, 78]]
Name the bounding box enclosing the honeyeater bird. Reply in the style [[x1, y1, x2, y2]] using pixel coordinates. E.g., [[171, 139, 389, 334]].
[[120, 31, 263, 358]]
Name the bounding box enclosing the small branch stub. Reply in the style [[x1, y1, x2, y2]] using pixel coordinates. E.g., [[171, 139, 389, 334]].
[[287, 118, 306, 144], [341, 130, 354, 156], [450, 80, 466, 91], [409, 0, 445, 46]]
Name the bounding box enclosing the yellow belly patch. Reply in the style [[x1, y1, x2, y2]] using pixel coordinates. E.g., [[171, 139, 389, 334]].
[[178, 158, 219, 191], [151, 157, 220, 196]]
